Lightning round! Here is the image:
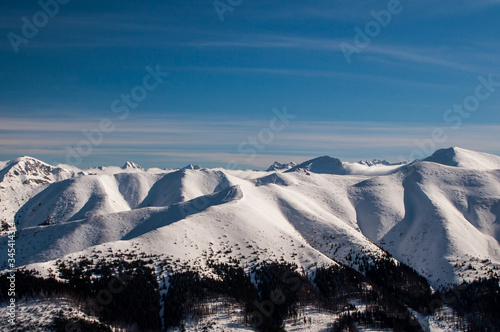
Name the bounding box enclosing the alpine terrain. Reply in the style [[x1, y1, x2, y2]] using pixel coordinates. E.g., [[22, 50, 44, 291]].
[[1, 147, 500, 331]]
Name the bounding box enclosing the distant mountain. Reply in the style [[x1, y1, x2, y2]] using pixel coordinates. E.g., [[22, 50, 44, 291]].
[[122, 161, 143, 170], [266, 161, 297, 171], [285, 156, 347, 174], [283, 155, 406, 176], [0, 156, 71, 184], [424, 146, 500, 170], [182, 164, 203, 170], [0, 156, 77, 232], [358, 159, 406, 166]]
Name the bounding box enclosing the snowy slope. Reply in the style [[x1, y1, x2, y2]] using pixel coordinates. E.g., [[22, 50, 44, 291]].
[[266, 161, 297, 172], [1, 148, 500, 289], [16, 175, 132, 228], [0, 298, 102, 331], [139, 169, 231, 208], [0, 157, 77, 233], [13, 164, 163, 228], [286, 156, 347, 175], [342, 161, 405, 176], [424, 146, 500, 170], [122, 161, 144, 170], [286, 156, 405, 176], [380, 162, 500, 284]]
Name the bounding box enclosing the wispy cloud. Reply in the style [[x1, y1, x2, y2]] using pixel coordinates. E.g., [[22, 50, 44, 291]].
[[279, 0, 500, 21], [1, 7, 495, 76], [188, 34, 343, 51], [410, 0, 500, 17], [165, 65, 458, 90], [186, 34, 491, 74], [230, 0, 500, 26], [2, 116, 499, 169], [365, 45, 479, 73]]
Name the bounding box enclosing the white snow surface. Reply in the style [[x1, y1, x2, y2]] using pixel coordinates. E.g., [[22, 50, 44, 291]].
[[0, 297, 112, 331], [1, 147, 500, 289], [122, 161, 144, 170], [267, 161, 297, 172], [0, 157, 78, 233], [424, 146, 500, 170], [0, 161, 8, 171]]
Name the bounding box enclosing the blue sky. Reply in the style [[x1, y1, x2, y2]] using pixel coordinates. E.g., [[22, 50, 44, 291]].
[[1, 0, 499, 169]]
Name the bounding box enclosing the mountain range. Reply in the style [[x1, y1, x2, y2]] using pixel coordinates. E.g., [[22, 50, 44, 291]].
[[1, 146, 499, 290]]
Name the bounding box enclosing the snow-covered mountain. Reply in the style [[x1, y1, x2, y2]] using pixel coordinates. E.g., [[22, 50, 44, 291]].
[[266, 161, 297, 171], [122, 161, 144, 170], [358, 159, 406, 166], [424, 146, 500, 170], [0, 157, 77, 233], [286, 156, 347, 174], [1, 147, 500, 290]]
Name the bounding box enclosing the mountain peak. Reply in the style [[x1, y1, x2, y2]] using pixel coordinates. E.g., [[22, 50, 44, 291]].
[[122, 161, 143, 170], [424, 147, 500, 170], [358, 159, 406, 166], [286, 156, 346, 175], [0, 156, 72, 186], [182, 164, 203, 170], [424, 147, 461, 166], [12, 155, 48, 165], [2, 156, 54, 177], [266, 161, 297, 172]]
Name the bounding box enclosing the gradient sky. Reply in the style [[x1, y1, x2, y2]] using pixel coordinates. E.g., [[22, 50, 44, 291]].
[[1, 0, 499, 169]]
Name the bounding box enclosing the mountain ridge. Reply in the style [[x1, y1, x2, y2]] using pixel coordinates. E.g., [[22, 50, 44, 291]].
[[1, 147, 500, 289]]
